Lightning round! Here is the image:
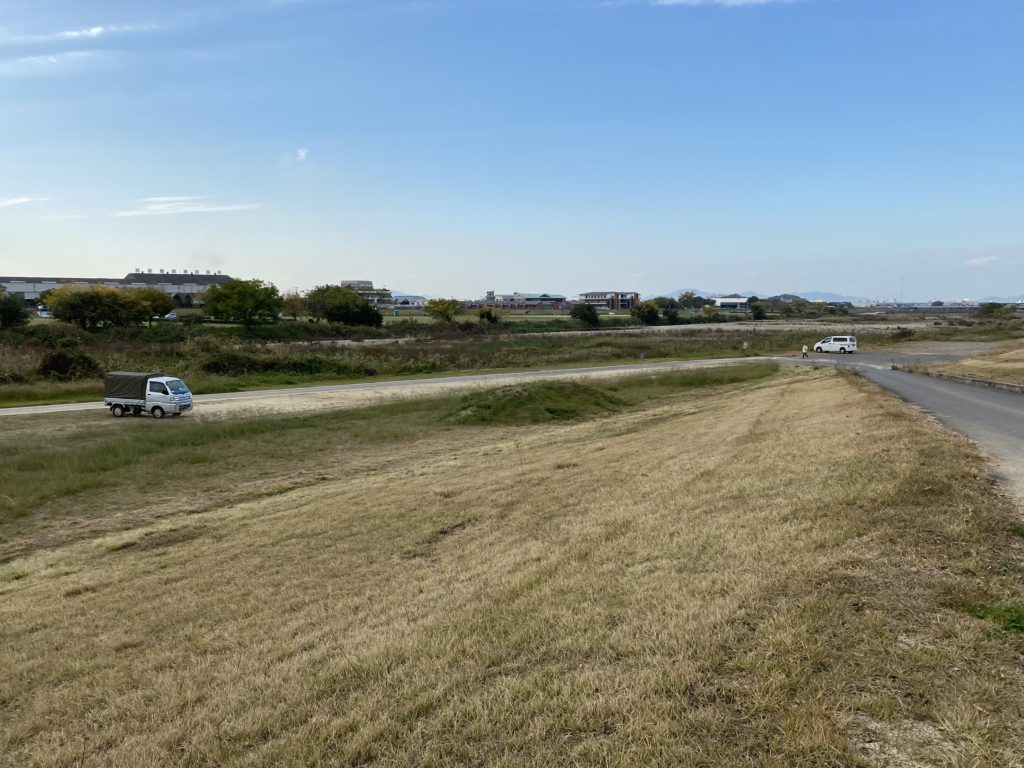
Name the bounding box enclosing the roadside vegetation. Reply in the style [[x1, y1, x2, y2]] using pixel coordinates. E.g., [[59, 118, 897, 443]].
[[924, 339, 1024, 386], [1, 368, 1022, 765], [0, 316, 941, 408]]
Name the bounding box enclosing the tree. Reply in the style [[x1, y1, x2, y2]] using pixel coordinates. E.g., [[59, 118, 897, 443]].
[[305, 285, 383, 326], [478, 306, 502, 324], [282, 291, 306, 321], [44, 285, 143, 331], [631, 300, 661, 326], [570, 303, 600, 328], [661, 307, 681, 325], [424, 298, 464, 323], [203, 279, 283, 327], [931, 300, 945, 307], [0, 289, 30, 330], [750, 301, 769, 321], [132, 288, 177, 326], [652, 296, 679, 310], [678, 291, 712, 310]]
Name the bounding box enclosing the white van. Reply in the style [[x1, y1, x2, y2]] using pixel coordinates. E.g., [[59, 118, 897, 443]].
[[813, 336, 857, 354]]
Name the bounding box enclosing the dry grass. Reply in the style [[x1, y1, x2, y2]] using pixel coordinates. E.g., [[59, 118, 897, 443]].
[[927, 339, 1024, 385], [2, 370, 1023, 766]]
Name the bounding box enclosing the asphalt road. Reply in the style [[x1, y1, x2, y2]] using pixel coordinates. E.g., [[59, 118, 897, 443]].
[[3, 344, 1021, 498]]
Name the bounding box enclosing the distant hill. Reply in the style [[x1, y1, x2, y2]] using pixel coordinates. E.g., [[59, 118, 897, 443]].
[[658, 288, 868, 303], [792, 291, 869, 304]]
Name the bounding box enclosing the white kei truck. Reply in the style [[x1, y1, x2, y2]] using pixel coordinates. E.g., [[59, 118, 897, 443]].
[[104, 372, 193, 418]]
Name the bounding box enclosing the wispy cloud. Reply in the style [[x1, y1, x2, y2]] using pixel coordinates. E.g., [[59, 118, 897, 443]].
[[0, 196, 50, 208], [279, 148, 310, 166], [0, 50, 102, 76], [965, 255, 1023, 269], [0, 23, 159, 46], [115, 196, 261, 217]]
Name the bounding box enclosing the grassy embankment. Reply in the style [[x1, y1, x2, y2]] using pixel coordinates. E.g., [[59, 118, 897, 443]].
[[925, 339, 1024, 386], [2, 364, 1023, 766], [0, 324, 900, 409]]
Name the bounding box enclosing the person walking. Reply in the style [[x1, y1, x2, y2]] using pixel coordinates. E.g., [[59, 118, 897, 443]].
[[801, 344, 809, 358]]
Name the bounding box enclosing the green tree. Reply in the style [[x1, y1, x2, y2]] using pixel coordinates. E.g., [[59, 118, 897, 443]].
[[132, 288, 177, 326], [282, 291, 306, 321], [204, 279, 283, 327], [661, 307, 681, 325], [478, 306, 502, 324], [678, 291, 711, 310], [631, 300, 661, 326], [750, 301, 769, 321], [570, 303, 600, 328], [0, 289, 30, 330], [305, 285, 383, 326], [424, 298, 464, 323], [931, 300, 945, 307], [652, 296, 679, 310]]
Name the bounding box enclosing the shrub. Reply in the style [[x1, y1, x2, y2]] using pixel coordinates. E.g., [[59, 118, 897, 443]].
[[19, 322, 89, 349], [37, 350, 102, 380]]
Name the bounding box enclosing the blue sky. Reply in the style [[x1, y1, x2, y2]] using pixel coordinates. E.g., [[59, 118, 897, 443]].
[[1, 0, 1021, 300]]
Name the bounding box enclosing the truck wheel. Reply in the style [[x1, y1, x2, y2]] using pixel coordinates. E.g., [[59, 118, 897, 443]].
[[839, 347, 847, 354], [151, 407, 165, 419], [111, 404, 125, 417], [814, 346, 823, 353]]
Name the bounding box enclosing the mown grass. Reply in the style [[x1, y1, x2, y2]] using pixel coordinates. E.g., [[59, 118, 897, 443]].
[[0, 364, 779, 553], [2, 369, 1023, 766]]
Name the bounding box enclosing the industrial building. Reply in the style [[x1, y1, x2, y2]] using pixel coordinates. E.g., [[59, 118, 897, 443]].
[[0, 270, 234, 307]]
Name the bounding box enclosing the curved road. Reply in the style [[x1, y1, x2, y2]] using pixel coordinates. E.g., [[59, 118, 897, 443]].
[[3, 345, 1022, 498]]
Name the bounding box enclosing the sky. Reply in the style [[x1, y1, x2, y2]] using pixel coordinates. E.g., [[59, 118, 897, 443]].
[[1, 0, 1022, 301]]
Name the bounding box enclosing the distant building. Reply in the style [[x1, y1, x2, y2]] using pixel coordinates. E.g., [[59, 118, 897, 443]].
[[578, 292, 640, 311], [0, 270, 233, 307], [393, 294, 428, 308], [713, 297, 750, 311], [339, 281, 394, 309], [490, 292, 568, 310]]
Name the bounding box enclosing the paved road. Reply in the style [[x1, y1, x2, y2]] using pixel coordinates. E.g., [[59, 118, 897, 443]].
[[3, 343, 1021, 497]]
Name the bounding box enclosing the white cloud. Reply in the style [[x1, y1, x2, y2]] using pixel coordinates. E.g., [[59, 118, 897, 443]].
[[964, 256, 999, 269], [0, 50, 100, 76], [115, 196, 261, 217], [296, 148, 308, 162], [0, 23, 159, 46], [0, 196, 50, 207]]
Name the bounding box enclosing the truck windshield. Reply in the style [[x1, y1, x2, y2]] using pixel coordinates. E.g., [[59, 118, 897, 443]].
[[166, 379, 189, 394]]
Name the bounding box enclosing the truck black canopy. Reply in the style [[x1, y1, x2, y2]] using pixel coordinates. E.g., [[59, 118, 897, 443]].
[[104, 372, 163, 400]]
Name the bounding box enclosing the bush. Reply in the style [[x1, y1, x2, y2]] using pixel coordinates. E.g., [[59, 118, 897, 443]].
[[18, 322, 89, 349], [570, 303, 600, 328], [37, 350, 102, 380]]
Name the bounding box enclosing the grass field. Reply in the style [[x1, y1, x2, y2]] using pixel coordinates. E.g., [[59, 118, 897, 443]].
[[926, 339, 1024, 385], [2, 367, 1024, 766]]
